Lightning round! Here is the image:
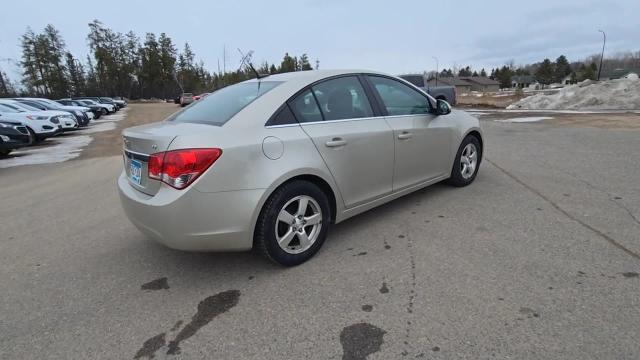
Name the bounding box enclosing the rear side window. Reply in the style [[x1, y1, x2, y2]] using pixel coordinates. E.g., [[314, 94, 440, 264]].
[[268, 105, 297, 126], [170, 81, 281, 126], [367, 76, 431, 116], [289, 89, 323, 123], [311, 76, 373, 121]]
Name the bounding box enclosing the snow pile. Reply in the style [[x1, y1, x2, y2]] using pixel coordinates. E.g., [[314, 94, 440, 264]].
[[507, 78, 640, 110]]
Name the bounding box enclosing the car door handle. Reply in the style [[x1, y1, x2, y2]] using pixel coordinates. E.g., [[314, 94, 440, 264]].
[[325, 138, 347, 147], [397, 132, 413, 140]]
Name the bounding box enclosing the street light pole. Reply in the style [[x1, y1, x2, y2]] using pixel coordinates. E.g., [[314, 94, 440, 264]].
[[432, 56, 439, 87], [597, 30, 606, 81]]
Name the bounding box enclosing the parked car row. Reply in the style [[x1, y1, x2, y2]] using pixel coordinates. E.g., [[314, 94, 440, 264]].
[[0, 96, 127, 156], [174, 92, 210, 107]]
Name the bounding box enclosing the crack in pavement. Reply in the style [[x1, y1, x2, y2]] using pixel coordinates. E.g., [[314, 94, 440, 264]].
[[486, 157, 640, 260], [547, 161, 640, 227]]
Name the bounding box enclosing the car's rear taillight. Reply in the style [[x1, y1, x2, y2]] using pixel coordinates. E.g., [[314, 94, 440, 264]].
[[148, 148, 222, 189]]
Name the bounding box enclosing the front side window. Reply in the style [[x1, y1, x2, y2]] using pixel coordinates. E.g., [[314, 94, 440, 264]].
[[170, 81, 281, 126], [311, 76, 374, 121], [368, 76, 431, 116]]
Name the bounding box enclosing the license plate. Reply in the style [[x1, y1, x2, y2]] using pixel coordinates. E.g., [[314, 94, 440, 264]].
[[129, 159, 142, 185]]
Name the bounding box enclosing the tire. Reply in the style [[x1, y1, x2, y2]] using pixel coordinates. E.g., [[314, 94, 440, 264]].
[[27, 127, 42, 143], [255, 180, 331, 266], [0, 149, 10, 156], [447, 135, 482, 187]]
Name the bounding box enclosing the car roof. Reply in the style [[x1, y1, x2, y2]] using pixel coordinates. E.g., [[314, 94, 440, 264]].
[[244, 69, 390, 84]]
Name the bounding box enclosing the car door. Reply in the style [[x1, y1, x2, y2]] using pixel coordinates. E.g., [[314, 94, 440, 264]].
[[365, 75, 452, 191], [290, 76, 394, 208]]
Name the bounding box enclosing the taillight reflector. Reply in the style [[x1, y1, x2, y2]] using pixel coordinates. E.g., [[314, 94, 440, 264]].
[[148, 148, 222, 189]]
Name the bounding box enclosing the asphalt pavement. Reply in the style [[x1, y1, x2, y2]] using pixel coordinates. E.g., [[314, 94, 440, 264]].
[[1, 116, 639, 359]]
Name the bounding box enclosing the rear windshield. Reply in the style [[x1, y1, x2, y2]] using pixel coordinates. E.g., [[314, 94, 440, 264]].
[[170, 81, 281, 126]]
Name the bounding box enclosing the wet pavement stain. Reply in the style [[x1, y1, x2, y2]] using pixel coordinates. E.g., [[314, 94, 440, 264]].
[[398, 235, 405, 238], [141, 277, 169, 291], [133, 332, 166, 359], [437, 215, 445, 218], [622, 272, 639, 278], [380, 282, 389, 294], [432, 346, 440, 352], [340, 323, 386, 360], [353, 252, 367, 257], [361, 304, 373, 312], [170, 320, 183, 332], [166, 290, 240, 355], [519, 307, 540, 318], [383, 239, 391, 250], [248, 275, 255, 280]]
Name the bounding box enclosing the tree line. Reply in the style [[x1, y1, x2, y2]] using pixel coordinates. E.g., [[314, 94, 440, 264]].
[[430, 50, 639, 89], [5, 21, 317, 99]]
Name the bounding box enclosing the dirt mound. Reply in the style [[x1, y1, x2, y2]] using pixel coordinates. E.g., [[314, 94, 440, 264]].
[[507, 78, 640, 110]]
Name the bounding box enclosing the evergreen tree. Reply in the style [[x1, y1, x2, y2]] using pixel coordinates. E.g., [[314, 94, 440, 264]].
[[458, 66, 472, 77], [494, 66, 514, 88], [553, 55, 571, 83], [298, 54, 313, 70], [65, 52, 85, 96], [535, 58, 555, 86], [480, 68, 487, 77], [280, 53, 297, 73]]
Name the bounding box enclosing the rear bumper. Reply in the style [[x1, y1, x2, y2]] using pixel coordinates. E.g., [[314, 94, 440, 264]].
[[118, 172, 264, 252]]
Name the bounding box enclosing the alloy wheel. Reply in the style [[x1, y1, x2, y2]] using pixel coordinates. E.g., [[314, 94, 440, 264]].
[[460, 143, 478, 179], [275, 195, 323, 254]]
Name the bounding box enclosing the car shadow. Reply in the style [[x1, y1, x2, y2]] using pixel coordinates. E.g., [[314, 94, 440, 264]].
[[121, 181, 458, 284]]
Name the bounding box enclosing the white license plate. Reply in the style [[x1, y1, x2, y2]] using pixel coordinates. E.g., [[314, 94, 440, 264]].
[[129, 159, 142, 185]]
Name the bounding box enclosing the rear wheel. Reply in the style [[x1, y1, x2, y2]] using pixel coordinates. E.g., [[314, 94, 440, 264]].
[[255, 180, 331, 266], [447, 135, 481, 187], [0, 149, 11, 156]]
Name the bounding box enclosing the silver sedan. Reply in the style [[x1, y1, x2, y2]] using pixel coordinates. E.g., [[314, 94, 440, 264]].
[[118, 70, 483, 266]]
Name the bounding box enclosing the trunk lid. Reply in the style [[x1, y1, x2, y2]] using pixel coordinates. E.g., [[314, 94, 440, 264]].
[[122, 121, 212, 195]]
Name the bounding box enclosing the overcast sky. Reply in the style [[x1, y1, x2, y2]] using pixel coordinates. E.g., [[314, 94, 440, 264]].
[[1, 0, 638, 81]]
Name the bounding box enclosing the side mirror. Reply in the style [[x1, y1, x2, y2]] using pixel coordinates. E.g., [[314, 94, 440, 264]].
[[435, 99, 451, 115]]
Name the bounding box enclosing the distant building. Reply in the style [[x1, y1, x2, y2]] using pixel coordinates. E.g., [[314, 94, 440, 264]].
[[603, 68, 639, 80], [459, 76, 500, 92], [427, 77, 473, 94], [511, 75, 537, 88]]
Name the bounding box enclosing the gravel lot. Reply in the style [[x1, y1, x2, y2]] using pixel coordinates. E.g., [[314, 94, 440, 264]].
[[1, 105, 639, 359]]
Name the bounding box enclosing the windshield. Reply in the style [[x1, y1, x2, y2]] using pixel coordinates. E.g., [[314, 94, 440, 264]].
[[12, 102, 40, 112], [170, 81, 282, 126], [0, 103, 23, 113]]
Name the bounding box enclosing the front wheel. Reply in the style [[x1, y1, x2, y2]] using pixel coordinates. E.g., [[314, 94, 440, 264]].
[[27, 127, 43, 143], [255, 180, 331, 266], [447, 135, 482, 187]]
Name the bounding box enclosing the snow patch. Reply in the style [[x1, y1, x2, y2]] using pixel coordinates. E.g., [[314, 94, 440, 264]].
[[0, 135, 93, 168], [495, 116, 553, 123], [507, 78, 640, 110]]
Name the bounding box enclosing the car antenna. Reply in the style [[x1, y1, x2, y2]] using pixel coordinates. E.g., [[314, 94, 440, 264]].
[[237, 48, 266, 80]]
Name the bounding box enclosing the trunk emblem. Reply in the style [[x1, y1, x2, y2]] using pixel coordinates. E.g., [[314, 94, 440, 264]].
[[152, 144, 158, 150]]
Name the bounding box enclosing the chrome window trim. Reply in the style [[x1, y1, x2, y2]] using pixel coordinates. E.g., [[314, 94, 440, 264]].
[[265, 113, 431, 128], [265, 115, 388, 128]]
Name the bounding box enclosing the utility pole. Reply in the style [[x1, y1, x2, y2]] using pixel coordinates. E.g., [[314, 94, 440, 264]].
[[597, 30, 606, 81], [432, 56, 439, 86]]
